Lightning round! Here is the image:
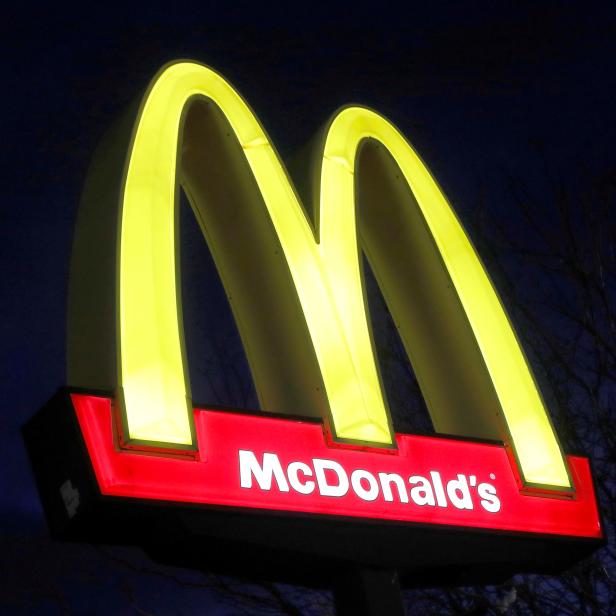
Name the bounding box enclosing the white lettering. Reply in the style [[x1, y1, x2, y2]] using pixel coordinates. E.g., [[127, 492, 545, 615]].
[[446, 474, 474, 510], [287, 461, 315, 495], [378, 472, 409, 503], [430, 471, 448, 507], [239, 450, 289, 492], [409, 475, 435, 506], [313, 458, 349, 497], [351, 469, 379, 501], [478, 482, 501, 513], [237, 452, 501, 515]]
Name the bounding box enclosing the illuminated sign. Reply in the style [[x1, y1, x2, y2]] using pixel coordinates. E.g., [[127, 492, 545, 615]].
[[74, 394, 600, 538], [26, 61, 601, 578]]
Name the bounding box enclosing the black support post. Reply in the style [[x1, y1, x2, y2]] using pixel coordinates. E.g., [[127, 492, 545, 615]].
[[334, 567, 405, 616]]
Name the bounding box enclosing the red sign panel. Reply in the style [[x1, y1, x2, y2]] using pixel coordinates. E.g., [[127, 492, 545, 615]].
[[74, 394, 601, 538]]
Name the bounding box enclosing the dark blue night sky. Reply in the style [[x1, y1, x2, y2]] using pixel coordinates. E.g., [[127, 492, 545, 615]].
[[2, 3, 615, 613]]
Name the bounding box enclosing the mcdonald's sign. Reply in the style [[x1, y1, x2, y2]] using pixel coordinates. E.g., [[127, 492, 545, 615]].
[[25, 61, 602, 583]]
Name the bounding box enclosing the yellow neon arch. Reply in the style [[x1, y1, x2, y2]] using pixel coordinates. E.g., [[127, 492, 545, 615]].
[[120, 62, 393, 448], [69, 61, 571, 490], [322, 109, 570, 488]]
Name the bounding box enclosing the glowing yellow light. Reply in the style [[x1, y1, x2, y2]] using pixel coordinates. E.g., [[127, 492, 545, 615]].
[[117, 61, 570, 488], [321, 107, 570, 488], [120, 62, 392, 446]]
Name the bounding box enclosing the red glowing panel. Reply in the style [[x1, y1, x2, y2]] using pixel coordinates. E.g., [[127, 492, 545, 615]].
[[73, 394, 602, 538]]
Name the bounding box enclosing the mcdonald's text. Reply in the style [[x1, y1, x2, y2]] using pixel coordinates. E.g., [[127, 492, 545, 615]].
[[73, 394, 600, 538], [239, 450, 501, 513]]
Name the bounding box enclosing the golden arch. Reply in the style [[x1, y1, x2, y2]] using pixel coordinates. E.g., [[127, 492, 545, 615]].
[[68, 61, 570, 490]]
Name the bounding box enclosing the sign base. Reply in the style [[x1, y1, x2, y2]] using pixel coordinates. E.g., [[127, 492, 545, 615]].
[[23, 389, 603, 589]]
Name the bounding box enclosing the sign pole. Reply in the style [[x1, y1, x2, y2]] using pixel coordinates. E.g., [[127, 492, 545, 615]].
[[334, 567, 405, 616]]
